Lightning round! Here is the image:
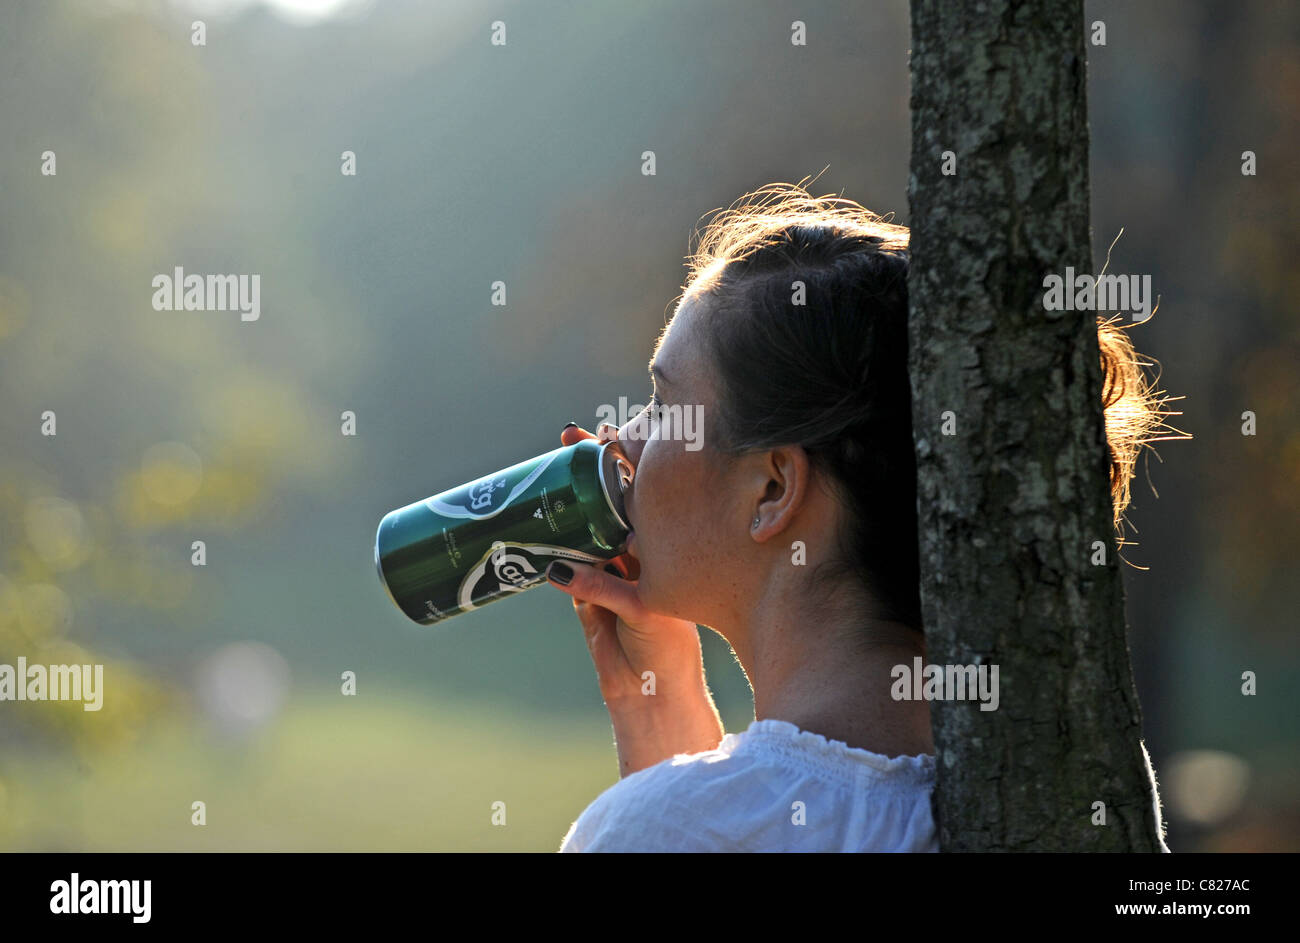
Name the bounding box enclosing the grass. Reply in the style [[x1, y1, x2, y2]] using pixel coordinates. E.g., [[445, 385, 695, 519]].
[[0, 690, 631, 852]]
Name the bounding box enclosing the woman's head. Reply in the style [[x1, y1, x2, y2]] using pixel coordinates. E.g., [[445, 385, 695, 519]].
[[614, 182, 1161, 643]]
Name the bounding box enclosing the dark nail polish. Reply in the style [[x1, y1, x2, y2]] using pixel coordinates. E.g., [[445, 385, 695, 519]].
[[563, 421, 578, 430], [548, 562, 574, 585]]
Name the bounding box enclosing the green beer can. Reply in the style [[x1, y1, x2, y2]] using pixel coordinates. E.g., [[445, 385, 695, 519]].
[[375, 438, 634, 625]]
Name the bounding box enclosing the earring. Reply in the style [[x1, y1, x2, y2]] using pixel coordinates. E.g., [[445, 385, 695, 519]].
[[752, 515, 760, 528]]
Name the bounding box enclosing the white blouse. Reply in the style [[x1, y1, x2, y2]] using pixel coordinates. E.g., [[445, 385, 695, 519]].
[[559, 718, 938, 852]]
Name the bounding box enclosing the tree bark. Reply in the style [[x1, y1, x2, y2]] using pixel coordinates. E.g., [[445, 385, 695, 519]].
[[907, 0, 1166, 851]]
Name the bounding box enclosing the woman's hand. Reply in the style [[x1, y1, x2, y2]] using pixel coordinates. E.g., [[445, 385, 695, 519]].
[[549, 423, 725, 776]]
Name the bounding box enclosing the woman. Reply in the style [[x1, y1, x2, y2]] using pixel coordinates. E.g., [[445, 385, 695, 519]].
[[547, 182, 1161, 852]]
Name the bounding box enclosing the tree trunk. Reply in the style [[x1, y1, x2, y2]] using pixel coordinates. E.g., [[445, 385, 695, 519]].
[[907, 0, 1166, 851]]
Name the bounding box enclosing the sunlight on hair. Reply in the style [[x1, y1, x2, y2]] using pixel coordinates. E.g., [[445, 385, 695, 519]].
[[1097, 314, 1191, 550], [681, 176, 1189, 545], [682, 175, 909, 296]]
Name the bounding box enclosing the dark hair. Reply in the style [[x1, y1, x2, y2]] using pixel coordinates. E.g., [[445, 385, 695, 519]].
[[678, 182, 1168, 631]]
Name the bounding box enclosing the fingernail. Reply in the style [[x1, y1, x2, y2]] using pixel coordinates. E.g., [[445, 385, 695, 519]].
[[563, 421, 577, 430], [548, 561, 574, 585]]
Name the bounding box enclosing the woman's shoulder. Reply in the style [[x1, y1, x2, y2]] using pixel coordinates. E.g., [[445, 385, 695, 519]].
[[559, 719, 938, 852]]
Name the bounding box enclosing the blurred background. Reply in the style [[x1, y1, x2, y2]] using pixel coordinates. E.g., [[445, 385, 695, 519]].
[[0, 0, 1295, 851]]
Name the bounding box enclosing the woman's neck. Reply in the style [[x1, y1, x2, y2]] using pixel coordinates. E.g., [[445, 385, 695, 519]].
[[734, 591, 936, 758]]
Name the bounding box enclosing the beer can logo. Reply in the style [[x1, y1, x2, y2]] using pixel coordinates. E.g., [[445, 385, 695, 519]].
[[469, 477, 507, 511], [458, 539, 605, 610], [489, 542, 538, 591], [425, 451, 559, 521]]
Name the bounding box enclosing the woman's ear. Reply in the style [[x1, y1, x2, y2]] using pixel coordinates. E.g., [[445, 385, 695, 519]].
[[751, 445, 811, 538]]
